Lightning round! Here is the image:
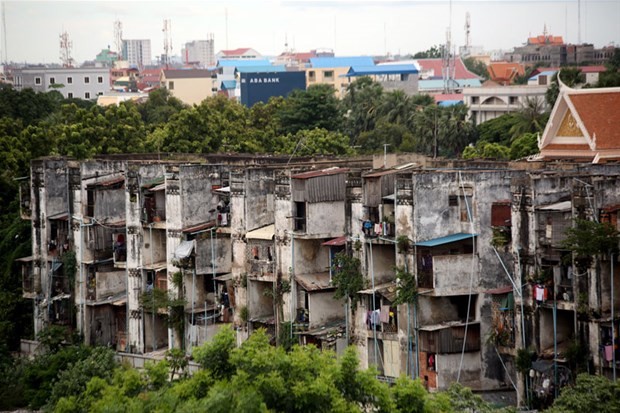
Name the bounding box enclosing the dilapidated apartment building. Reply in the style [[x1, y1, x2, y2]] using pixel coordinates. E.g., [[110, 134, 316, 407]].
[[17, 86, 620, 405]]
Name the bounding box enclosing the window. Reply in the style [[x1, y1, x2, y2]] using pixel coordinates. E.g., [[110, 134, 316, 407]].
[[49, 77, 55, 85], [308, 71, 316, 81], [97, 92, 103, 96], [85, 92, 91, 99], [460, 195, 473, 221], [97, 76, 104, 84], [168, 81, 174, 90], [323, 70, 334, 80], [471, 96, 479, 104], [67, 76, 73, 84], [84, 76, 90, 84], [67, 92, 73, 98], [448, 195, 458, 207], [35, 77, 42, 85]]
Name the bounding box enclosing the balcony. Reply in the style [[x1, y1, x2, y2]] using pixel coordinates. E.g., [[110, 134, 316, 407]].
[[419, 321, 481, 354], [417, 254, 480, 296], [248, 260, 275, 281]]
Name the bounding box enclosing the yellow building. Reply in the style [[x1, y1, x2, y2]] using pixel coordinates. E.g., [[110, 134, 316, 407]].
[[160, 69, 219, 106], [306, 57, 374, 98]]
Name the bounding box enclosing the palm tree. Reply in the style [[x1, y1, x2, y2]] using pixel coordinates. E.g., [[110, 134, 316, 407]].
[[509, 97, 549, 140]]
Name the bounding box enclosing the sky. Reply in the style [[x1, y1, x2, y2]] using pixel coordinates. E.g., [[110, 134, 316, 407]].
[[3, 0, 620, 64]]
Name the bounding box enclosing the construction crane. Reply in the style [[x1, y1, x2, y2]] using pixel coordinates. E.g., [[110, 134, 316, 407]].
[[59, 30, 74, 68], [162, 19, 172, 69]]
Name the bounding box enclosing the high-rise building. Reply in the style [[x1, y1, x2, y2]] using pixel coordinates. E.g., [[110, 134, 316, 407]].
[[122, 39, 152, 68], [182, 36, 215, 68]]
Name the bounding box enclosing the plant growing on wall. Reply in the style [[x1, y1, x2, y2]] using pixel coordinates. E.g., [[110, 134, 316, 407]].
[[393, 266, 417, 306], [561, 218, 619, 270], [263, 274, 291, 347], [332, 252, 364, 308], [396, 236, 411, 254]]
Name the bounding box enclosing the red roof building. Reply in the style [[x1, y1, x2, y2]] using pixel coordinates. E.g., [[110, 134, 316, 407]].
[[487, 62, 525, 85], [416, 57, 479, 80], [537, 86, 620, 163]]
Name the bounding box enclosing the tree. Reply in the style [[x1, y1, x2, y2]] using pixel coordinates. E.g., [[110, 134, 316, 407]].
[[410, 104, 475, 158], [463, 57, 489, 80], [508, 97, 549, 140], [546, 374, 620, 413], [413, 45, 444, 59], [476, 113, 522, 147], [510, 132, 539, 159], [282, 128, 353, 157], [341, 76, 384, 144], [136, 88, 187, 127], [278, 84, 342, 135]]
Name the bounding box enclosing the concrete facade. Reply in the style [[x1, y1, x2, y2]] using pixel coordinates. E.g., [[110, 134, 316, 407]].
[[463, 85, 548, 125], [20, 153, 620, 407], [12, 67, 111, 100]]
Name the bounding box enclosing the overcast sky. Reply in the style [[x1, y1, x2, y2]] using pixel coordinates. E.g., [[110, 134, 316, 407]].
[[4, 0, 620, 64]]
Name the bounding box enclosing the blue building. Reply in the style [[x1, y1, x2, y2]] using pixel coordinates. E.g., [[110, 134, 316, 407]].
[[239, 71, 306, 107]]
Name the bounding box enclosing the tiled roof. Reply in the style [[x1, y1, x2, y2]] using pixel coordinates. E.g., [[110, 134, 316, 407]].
[[487, 62, 524, 83], [221, 48, 252, 56], [309, 56, 374, 68], [527, 35, 564, 45], [416, 57, 479, 80], [569, 91, 620, 150], [162, 69, 214, 79]]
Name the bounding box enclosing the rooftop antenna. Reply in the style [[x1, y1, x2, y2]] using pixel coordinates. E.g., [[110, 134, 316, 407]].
[[59, 30, 74, 68], [114, 19, 123, 60], [442, 0, 454, 94], [162, 18, 172, 69], [464, 11, 471, 50]]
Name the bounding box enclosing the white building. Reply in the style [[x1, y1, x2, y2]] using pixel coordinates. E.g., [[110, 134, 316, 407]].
[[182, 37, 215, 67], [122, 39, 152, 68], [463, 85, 548, 125], [12, 67, 111, 100]]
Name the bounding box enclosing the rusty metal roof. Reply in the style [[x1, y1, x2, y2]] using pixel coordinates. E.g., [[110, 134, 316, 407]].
[[291, 167, 349, 180]]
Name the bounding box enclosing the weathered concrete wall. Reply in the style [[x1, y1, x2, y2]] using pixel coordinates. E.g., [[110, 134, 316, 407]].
[[365, 243, 396, 284], [294, 238, 329, 275], [436, 351, 481, 390], [141, 228, 167, 265], [143, 313, 169, 352], [433, 255, 480, 295], [307, 201, 346, 237], [96, 270, 125, 300], [418, 296, 461, 325], [94, 189, 125, 222], [245, 169, 275, 231], [248, 279, 275, 319], [196, 236, 232, 274], [179, 165, 222, 228], [308, 291, 343, 328]]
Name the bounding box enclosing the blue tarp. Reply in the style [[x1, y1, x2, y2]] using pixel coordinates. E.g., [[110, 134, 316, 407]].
[[414, 233, 477, 247]]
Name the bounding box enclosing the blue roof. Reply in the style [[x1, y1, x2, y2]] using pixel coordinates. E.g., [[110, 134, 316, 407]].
[[414, 233, 477, 247], [310, 56, 374, 68], [345, 64, 419, 77], [529, 70, 557, 81], [419, 78, 481, 90], [438, 100, 463, 107], [221, 80, 236, 90], [236, 65, 286, 74], [217, 59, 271, 68]]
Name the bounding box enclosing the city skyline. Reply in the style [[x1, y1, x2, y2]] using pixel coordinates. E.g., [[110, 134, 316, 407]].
[[4, 0, 620, 65]]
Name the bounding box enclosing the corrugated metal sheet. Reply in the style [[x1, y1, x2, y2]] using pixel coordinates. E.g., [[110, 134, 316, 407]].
[[419, 322, 480, 354], [363, 174, 395, 207], [491, 203, 512, 227], [246, 224, 275, 240], [310, 56, 375, 68], [292, 173, 346, 203]]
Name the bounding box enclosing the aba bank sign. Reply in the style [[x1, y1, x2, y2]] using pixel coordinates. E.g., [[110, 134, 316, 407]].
[[241, 77, 281, 84]]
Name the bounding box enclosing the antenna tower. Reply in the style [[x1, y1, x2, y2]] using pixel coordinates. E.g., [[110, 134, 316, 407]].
[[464, 12, 471, 49], [162, 19, 172, 69], [59, 30, 74, 68], [442, 0, 455, 94], [114, 19, 123, 60]]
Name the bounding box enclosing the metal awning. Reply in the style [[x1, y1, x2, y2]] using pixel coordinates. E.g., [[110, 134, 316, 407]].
[[15, 256, 34, 262], [113, 297, 127, 306], [358, 282, 398, 302], [150, 183, 166, 192], [414, 233, 477, 247], [182, 221, 216, 234], [322, 236, 347, 247], [214, 273, 233, 282], [382, 194, 396, 201], [214, 186, 230, 193], [537, 200, 571, 212], [295, 320, 346, 337], [48, 212, 69, 221], [484, 285, 514, 295], [246, 224, 275, 241], [81, 258, 114, 266], [419, 321, 480, 332], [143, 261, 167, 271], [174, 240, 195, 259], [296, 272, 333, 291]]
